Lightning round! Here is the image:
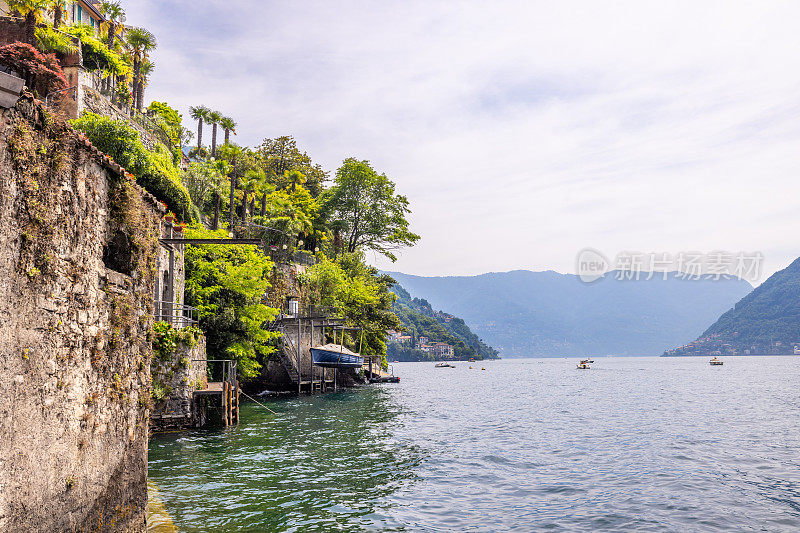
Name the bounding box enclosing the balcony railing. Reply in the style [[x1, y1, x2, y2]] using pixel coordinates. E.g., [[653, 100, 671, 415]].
[[154, 301, 199, 328]]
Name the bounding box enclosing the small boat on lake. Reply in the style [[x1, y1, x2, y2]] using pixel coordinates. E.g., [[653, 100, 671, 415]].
[[435, 362, 455, 368], [709, 357, 724, 366], [577, 359, 591, 369], [310, 343, 364, 369], [468, 358, 475, 362]]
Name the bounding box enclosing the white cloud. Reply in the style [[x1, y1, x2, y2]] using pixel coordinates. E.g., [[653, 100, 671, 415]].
[[126, 0, 800, 282]]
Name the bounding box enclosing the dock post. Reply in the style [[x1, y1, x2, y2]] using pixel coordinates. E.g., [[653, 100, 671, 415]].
[[222, 381, 228, 426], [310, 319, 314, 394], [235, 379, 240, 424], [297, 317, 302, 395]]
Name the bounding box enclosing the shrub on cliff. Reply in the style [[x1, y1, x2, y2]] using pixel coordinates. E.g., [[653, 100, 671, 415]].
[[0, 42, 67, 97], [72, 113, 195, 221]]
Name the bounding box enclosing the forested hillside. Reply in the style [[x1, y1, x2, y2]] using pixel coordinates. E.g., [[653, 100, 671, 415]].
[[387, 284, 499, 361], [665, 257, 800, 356]]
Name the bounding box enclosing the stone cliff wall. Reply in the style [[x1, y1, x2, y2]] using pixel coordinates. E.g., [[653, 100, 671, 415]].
[[0, 96, 162, 532], [151, 334, 207, 431]]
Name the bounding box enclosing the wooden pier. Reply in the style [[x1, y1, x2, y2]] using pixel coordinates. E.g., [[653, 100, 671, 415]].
[[193, 359, 240, 425]]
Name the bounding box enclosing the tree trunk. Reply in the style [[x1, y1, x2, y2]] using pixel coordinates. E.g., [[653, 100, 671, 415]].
[[136, 77, 144, 111], [211, 125, 218, 156], [212, 192, 220, 230], [249, 195, 255, 218], [131, 56, 140, 114], [54, 7, 63, 29], [224, 129, 230, 145], [107, 22, 115, 48], [241, 190, 249, 222], [196, 118, 203, 149], [24, 13, 36, 48], [261, 192, 267, 217], [229, 176, 236, 230]]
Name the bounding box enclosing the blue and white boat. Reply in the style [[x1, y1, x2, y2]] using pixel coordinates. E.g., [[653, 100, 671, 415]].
[[311, 343, 364, 369]]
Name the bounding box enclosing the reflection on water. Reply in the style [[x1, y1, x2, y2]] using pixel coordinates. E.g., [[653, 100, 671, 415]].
[[150, 357, 800, 532], [149, 388, 421, 532], [147, 479, 178, 533]]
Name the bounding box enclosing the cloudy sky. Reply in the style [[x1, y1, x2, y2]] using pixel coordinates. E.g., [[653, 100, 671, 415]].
[[126, 1, 800, 282]]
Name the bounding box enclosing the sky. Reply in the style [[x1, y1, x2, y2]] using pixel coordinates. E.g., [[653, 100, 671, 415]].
[[125, 1, 800, 283]]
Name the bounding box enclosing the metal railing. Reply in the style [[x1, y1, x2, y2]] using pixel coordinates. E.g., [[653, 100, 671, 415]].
[[203, 359, 238, 385], [154, 301, 199, 328]]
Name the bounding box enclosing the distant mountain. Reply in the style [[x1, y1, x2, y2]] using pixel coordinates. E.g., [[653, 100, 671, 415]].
[[388, 284, 499, 361], [385, 270, 752, 357], [665, 257, 800, 356]]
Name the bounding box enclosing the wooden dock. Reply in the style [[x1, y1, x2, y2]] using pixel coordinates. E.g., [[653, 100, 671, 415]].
[[193, 360, 240, 425]]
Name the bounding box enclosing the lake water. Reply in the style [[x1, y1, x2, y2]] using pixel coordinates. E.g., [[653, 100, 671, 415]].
[[148, 357, 800, 532]]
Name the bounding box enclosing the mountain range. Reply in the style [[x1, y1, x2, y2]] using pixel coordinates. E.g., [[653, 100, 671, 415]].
[[385, 270, 753, 357]]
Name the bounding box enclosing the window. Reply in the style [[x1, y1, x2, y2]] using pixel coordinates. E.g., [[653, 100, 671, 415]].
[[77, 5, 81, 22]]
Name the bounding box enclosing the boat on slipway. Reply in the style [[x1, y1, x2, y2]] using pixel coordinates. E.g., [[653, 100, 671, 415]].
[[310, 343, 364, 369]]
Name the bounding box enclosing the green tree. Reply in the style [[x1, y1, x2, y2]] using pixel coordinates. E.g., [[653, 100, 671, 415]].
[[259, 136, 328, 197], [302, 253, 400, 364], [184, 225, 280, 377], [322, 158, 419, 261]]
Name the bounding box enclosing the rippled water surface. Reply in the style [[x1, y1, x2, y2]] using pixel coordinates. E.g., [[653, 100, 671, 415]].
[[148, 357, 800, 531]]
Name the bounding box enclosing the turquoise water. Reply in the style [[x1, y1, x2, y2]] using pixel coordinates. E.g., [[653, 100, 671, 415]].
[[149, 357, 800, 531]]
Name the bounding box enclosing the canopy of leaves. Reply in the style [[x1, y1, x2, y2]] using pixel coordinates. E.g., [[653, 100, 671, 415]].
[[184, 225, 280, 377], [321, 158, 420, 261], [259, 136, 328, 197], [72, 112, 195, 221], [302, 253, 400, 363], [0, 42, 67, 96]]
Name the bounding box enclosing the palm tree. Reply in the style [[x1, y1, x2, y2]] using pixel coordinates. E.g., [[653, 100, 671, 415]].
[[125, 27, 157, 112], [220, 116, 237, 145], [6, 0, 51, 45], [189, 105, 210, 149], [136, 58, 154, 111], [49, 0, 64, 28], [207, 111, 222, 157], [100, 1, 125, 48]]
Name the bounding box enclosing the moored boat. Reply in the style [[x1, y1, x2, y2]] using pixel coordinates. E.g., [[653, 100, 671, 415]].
[[435, 362, 455, 368], [311, 343, 364, 369], [577, 359, 591, 369], [709, 357, 723, 366]]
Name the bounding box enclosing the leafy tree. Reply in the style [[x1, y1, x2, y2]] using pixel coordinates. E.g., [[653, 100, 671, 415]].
[[259, 136, 328, 197], [0, 42, 67, 96], [184, 225, 280, 377], [302, 253, 400, 365], [321, 158, 419, 261]]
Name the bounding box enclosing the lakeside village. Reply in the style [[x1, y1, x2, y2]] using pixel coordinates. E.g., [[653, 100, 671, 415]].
[[0, 1, 484, 530]]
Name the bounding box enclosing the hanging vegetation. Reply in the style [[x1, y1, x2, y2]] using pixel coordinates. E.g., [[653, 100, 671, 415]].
[[72, 112, 196, 222]]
